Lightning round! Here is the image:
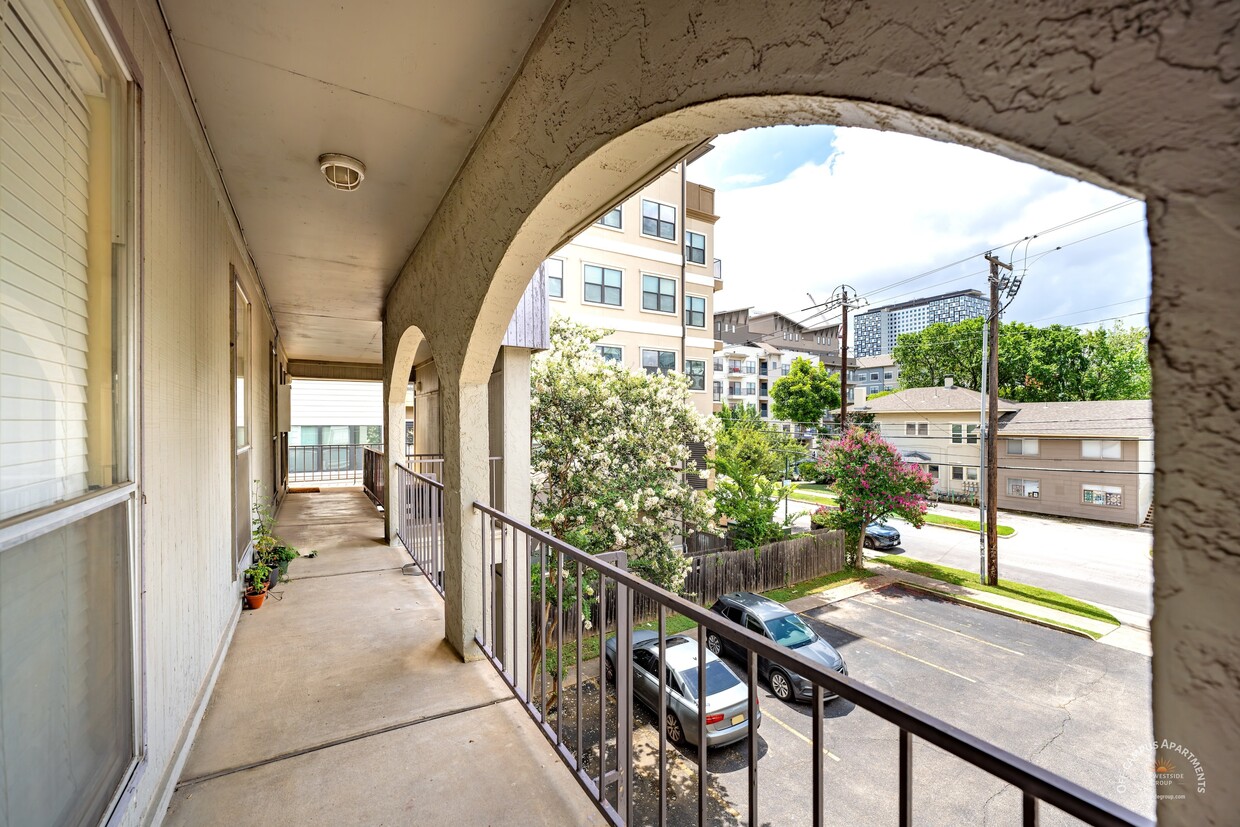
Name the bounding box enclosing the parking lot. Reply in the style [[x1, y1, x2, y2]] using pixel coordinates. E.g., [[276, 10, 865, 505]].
[[591, 585, 1155, 825]]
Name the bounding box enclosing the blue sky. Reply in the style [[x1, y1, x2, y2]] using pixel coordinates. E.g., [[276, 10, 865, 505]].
[[687, 126, 1151, 332]]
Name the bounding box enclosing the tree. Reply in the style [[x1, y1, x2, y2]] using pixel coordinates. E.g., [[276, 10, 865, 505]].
[[531, 317, 717, 589], [770, 357, 841, 424], [714, 403, 803, 479], [711, 455, 797, 550], [819, 428, 934, 568], [893, 319, 1150, 402]]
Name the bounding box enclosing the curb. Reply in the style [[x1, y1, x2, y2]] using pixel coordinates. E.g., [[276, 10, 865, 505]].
[[891, 580, 1104, 640], [921, 521, 1017, 539]]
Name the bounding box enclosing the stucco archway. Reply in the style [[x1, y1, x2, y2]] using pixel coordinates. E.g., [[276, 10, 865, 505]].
[[381, 8, 1239, 819]]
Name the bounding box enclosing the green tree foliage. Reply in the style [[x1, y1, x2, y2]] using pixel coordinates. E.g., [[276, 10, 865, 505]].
[[893, 320, 1150, 402], [819, 428, 934, 568], [711, 455, 797, 551], [770, 357, 842, 424], [714, 403, 802, 479]]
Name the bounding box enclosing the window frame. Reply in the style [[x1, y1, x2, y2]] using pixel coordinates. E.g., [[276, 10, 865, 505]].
[[595, 344, 624, 364], [641, 348, 677, 376], [1007, 478, 1041, 498], [543, 257, 565, 299], [685, 230, 706, 264], [685, 359, 707, 392], [1082, 484, 1124, 508], [1007, 438, 1039, 456], [685, 294, 707, 328], [582, 262, 624, 307], [641, 198, 678, 242], [641, 273, 677, 315], [596, 205, 623, 231], [1081, 439, 1123, 460]]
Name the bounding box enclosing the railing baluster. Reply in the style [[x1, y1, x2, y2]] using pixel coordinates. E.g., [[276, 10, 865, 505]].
[[576, 558, 583, 773], [899, 728, 912, 827], [813, 685, 824, 827], [597, 573, 607, 804], [697, 631, 707, 827], [747, 647, 758, 826], [1024, 793, 1039, 827], [480, 512, 488, 652], [526, 534, 533, 705], [657, 605, 667, 827], [556, 548, 564, 747], [617, 581, 632, 825], [540, 539, 548, 722]]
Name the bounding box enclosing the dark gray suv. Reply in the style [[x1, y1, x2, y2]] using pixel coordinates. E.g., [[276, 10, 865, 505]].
[[706, 591, 848, 703]]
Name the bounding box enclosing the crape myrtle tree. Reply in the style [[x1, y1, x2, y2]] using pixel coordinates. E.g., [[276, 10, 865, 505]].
[[529, 317, 717, 706], [819, 428, 934, 569]]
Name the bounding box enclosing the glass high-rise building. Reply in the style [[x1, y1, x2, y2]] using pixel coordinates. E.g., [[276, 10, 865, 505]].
[[853, 289, 988, 357]]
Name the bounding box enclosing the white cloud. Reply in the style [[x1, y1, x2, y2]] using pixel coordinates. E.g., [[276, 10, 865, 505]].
[[722, 172, 767, 186], [705, 128, 1150, 330]]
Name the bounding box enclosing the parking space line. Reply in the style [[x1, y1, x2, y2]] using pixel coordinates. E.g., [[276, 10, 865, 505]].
[[814, 619, 978, 683], [853, 597, 1026, 655], [763, 710, 842, 761]]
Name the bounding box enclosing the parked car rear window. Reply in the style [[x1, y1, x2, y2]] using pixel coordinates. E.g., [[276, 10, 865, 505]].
[[765, 612, 816, 648], [678, 660, 740, 696]]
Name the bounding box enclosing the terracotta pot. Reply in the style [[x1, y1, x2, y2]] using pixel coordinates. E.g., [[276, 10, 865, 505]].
[[244, 588, 267, 610]]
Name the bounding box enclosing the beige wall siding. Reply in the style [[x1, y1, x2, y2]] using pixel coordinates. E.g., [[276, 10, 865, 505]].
[[997, 436, 1143, 525], [98, 2, 280, 823], [873, 413, 982, 492]]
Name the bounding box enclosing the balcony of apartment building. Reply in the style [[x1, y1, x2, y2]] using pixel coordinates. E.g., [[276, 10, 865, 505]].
[[3, 2, 1230, 827]]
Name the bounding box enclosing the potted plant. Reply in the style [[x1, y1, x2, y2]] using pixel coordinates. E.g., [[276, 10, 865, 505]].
[[251, 490, 299, 587], [244, 562, 270, 609]]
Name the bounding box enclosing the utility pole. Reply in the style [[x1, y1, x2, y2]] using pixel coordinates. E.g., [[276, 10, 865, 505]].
[[802, 285, 866, 437], [981, 253, 1012, 586]]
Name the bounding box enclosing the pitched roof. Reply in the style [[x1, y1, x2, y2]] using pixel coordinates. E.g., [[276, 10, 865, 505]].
[[998, 399, 1152, 437], [849, 385, 1018, 414], [854, 354, 896, 369]]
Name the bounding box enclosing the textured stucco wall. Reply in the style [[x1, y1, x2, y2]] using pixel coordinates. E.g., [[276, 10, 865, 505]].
[[383, 1, 1239, 822]]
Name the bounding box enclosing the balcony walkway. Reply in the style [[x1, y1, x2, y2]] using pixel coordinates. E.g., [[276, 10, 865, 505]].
[[164, 489, 603, 826]]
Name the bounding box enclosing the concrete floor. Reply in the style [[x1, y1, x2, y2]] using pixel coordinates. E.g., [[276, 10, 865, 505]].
[[163, 490, 604, 826]]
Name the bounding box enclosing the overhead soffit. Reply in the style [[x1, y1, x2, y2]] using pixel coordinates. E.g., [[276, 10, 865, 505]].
[[158, 0, 556, 363]]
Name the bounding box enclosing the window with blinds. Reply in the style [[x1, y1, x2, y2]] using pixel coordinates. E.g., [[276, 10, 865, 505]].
[[0, 1, 136, 824]]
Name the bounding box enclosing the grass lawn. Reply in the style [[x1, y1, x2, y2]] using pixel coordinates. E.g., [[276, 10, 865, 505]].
[[789, 490, 838, 506], [874, 554, 1119, 627], [763, 568, 875, 604], [545, 612, 698, 675], [923, 513, 1015, 536], [799, 483, 835, 494]]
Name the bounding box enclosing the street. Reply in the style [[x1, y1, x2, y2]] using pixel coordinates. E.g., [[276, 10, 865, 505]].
[[788, 499, 1154, 621], [576, 585, 1154, 825]]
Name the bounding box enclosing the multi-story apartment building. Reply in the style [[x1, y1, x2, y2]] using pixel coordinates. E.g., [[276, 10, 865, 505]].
[[852, 289, 988, 357], [541, 161, 721, 416], [846, 353, 902, 401], [713, 342, 835, 427], [714, 307, 842, 367]]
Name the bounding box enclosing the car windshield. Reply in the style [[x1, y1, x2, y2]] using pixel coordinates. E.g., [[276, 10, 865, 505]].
[[677, 660, 740, 698], [765, 612, 816, 648]]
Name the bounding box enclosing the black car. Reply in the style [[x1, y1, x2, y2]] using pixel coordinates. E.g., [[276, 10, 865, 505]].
[[705, 592, 847, 703], [864, 521, 901, 550]]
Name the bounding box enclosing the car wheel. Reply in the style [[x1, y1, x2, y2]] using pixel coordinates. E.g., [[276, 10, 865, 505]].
[[665, 712, 686, 745], [769, 669, 793, 701], [605, 657, 614, 684], [706, 632, 723, 656], [863, 536, 874, 549]]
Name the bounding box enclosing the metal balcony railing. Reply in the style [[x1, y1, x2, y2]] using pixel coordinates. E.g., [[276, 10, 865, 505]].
[[393, 463, 445, 597], [460, 502, 1151, 827], [288, 443, 379, 484], [362, 446, 384, 506]]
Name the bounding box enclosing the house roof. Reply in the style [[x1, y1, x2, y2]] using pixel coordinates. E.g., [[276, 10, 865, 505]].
[[998, 400, 1152, 437], [845, 385, 1018, 414], [854, 355, 896, 369]]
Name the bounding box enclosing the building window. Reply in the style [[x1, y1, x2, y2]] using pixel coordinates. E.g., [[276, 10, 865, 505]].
[[642, 274, 677, 313], [596, 345, 623, 363], [953, 424, 980, 444], [713, 381, 722, 401], [884, 371, 893, 379], [584, 264, 623, 306], [1007, 478, 1041, 498], [713, 357, 723, 372], [952, 466, 964, 481], [1082, 439, 1122, 460], [744, 383, 757, 396], [728, 381, 741, 395], [642, 199, 676, 240], [1008, 438, 1039, 456], [544, 258, 564, 298], [1083, 484, 1123, 507], [928, 464, 940, 478], [966, 467, 979, 481], [0, 2, 139, 823], [744, 361, 756, 374], [685, 359, 706, 391], [906, 423, 917, 436], [597, 205, 622, 229], [686, 230, 706, 264], [759, 401, 769, 417], [685, 295, 707, 328], [642, 349, 676, 375], [870, 372, 879, 380], [904, 422, 929, 437]]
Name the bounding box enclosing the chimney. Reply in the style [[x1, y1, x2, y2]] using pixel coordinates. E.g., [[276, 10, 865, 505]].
[[944, 375, 955, 389], [854, 386, 867, 409]]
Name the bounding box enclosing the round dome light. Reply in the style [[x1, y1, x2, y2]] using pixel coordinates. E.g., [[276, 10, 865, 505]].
[[318, 153, 366, 191]]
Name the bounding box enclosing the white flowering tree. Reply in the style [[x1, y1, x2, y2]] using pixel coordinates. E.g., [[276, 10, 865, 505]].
[[532, 317, 717, 589]]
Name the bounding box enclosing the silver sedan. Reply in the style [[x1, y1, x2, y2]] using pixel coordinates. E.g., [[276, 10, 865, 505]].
[[605, 630, 761, 748]]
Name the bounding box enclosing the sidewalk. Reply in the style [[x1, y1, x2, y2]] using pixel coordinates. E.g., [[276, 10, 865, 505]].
[[162, 490, 603, 826]]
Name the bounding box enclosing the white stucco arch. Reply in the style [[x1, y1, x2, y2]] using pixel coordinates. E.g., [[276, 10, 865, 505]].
[[381, 7, 1239, 819]]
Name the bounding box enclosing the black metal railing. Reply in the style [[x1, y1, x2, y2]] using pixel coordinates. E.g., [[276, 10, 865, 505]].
[[393, 462, 445, 597], [469, 501, 1152, 827], [363, 446, 384, 506], [288, 443, 378, 483]]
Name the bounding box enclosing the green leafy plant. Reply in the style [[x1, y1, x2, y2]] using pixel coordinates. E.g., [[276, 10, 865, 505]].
[[712, 454, 799, 551], [244, 562, 270, 594], [251, 486, 298, 579]]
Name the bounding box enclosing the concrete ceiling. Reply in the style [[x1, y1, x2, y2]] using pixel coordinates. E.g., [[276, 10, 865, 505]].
[[159, 0, 556, 364]]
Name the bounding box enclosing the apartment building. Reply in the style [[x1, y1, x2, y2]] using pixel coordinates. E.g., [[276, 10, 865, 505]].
[[853, 385, 1154, 525], [541, 161, 721, 416], [847, 353, 901, 400], [853, 289, 987, 357], [714, 307, 842, 366]]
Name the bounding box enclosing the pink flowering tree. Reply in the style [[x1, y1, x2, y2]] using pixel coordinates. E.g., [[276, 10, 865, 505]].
[[820, 428, 934, 568]]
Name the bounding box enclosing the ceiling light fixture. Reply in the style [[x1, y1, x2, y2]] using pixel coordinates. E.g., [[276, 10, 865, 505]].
[[318, 153, 366, 191]]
